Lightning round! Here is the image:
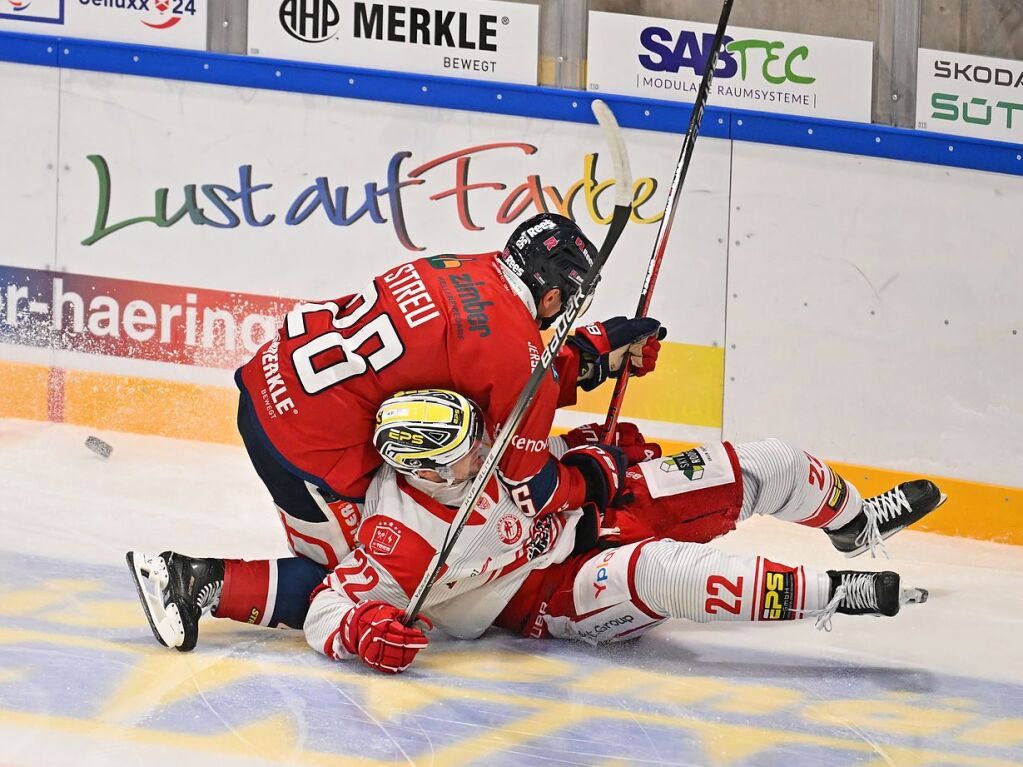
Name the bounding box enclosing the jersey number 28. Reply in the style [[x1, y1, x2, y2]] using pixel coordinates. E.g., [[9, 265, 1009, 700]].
[[287, 282, 404, 395]]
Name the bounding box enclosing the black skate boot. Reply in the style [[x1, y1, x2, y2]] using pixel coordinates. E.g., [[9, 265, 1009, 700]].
[[126, 550, 224, 652], [827, 480, 946, 558], [813, 570, 928, 631]]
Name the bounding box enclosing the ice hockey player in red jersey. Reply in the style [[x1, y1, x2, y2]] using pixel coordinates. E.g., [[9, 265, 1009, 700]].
[[126, 213, 664, 652], [231, 212, 662, 570], [297, 390, 945, 673]]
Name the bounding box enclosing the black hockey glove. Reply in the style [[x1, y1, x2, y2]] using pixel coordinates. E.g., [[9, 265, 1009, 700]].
[[567, 317, 666, 392]]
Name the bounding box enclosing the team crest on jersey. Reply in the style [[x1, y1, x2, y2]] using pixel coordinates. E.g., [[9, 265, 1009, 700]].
[[497, 513, 522, 545], [426, 255, 476, 270], [476, 492, 495, 514], [369, 520, 402, 557], [660, 448, 706, 481]]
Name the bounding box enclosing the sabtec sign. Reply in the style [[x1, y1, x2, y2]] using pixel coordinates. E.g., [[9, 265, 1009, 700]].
[[586, 10, 873, 122], [250, 0, 538, 85], [638, 27, 814, 85]]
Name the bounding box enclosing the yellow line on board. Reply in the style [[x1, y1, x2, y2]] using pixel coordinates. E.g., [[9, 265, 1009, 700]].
[[1, 357, 1020, 544], [63, 368, 240, 444], [569, 341, 725, 428], [0, 360, 49, 420]]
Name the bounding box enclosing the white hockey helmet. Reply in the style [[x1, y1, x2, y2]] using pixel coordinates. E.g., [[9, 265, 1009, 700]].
[[374, 389, 485, 480]]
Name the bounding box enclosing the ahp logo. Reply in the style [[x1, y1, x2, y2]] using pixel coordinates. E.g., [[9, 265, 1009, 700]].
[[280, 0, 340, 43], [7, 1, 32, 13]]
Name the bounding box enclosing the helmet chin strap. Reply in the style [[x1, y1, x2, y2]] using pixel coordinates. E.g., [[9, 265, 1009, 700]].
[[407, 471, 472, 507]]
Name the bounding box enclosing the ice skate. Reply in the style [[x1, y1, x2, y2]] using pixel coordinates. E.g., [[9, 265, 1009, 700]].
[[812, 570, 928, 630], [827, 480, 946, 558], [126, 550, 224, 652]]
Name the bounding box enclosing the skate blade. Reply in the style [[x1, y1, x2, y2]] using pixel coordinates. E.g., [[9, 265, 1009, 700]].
[[899, 586, 928, 606], [125, 551, 186, 649]]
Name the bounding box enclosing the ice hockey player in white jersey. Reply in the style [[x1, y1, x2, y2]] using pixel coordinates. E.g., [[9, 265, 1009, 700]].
[[299, 389, 944, 674], [127, 389, 945, 665]]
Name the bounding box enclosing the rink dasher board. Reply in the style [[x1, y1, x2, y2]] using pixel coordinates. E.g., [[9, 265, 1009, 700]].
[[0, 29, 1020, 177], [0, 29, 1021, 542]]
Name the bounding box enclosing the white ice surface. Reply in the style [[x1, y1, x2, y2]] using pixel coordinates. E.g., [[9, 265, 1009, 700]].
[[2, 418, 1022, 766]]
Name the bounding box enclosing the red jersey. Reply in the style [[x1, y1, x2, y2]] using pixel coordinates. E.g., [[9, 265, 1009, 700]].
[[236, 254, 584, 513]]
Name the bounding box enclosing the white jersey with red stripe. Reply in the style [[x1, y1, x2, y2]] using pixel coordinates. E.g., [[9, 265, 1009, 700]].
[[304, 458, 583, 659]]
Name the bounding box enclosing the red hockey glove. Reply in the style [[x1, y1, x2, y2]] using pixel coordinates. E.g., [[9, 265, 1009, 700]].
[[615, 422, 662, 463], [563, 422, 662, 465], [562, 443, 629, 513], [340, 600, 430, 674], [629, 333, 662, 378], [567, 317, 666, 392]]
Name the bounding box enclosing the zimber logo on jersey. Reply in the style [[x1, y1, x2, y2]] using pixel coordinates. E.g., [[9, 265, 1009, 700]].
[[448, 273, 492, 337]]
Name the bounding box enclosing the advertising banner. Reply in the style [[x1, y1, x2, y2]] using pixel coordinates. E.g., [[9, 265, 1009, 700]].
[[0, 264, 291, 369], [0, 0, 206, 50], [248, 0, 538, 85], [587, 10, 873, 123], [917, 48, 1023, 144], [0, 64, 730, 443], [49, 67, 729, 348]]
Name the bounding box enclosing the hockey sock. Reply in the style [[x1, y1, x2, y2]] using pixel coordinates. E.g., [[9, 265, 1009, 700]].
[[632, 540, 831, 623], [215, 557, 328, 629], [734, 439, 863, 530]]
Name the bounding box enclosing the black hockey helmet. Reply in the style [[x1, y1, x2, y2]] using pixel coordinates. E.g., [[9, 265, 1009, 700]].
[[501, 213, 598, 329]]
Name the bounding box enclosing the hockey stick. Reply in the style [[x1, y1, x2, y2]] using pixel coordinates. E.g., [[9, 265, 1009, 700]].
[[403, 100, 633, 624], [600, 0, 735, 443]]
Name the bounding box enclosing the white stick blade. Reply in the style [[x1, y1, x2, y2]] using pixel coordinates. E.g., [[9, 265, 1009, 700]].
[[591, 99, 633, 207]]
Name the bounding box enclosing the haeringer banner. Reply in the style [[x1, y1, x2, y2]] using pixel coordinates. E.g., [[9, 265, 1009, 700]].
[[248, 0, 539, 85], [917, 48, 1023, 144], [587, 10, 873, 123], [0, 264, 293, 370]]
